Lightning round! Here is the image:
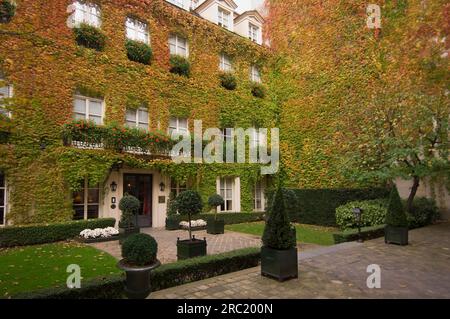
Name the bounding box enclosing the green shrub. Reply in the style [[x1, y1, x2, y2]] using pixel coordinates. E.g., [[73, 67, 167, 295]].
[[336, 199, 388, 230], [262, 188, 296, 250], [333, 225, 386, 244], [219, 72, 237, 90], [0, 0, 16, 23], [208, 194, 224, 209], [166, 193, 179, 216], [407, 197, 440, 229], [13, 247, 260, 299], [385, 186, 408, 227], [168, 212, 264, 226], [118, 194, 140, 229], [169, 55, 190, 77], [251, 83, 266, 98], [121, 233, 158, 266], [0, 218, 116, 248], [125, 39, 153, 65], [267, 188, 389, 226], [73, 23, 106, 51]]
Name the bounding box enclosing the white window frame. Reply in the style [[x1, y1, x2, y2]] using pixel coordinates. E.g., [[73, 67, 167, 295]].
[[169, 34, 189, 58], [168, 117, 189, 136], [0, 172, 7, 226], [253, 181, 265, 212], [250, 65, 262, 83], [71, 1, 102, 28], [72, 178, 101, 220], [125, 17, 150, 44], [73, 95, 105, 125], [219, 53, 233, 72], [170, 180, 187, 197], [125, 107, 149, 131], [249, 23, 259, 43], [218, 7, 231, 30], [219, 177, 235, 212], [0, 82, 13, 118]]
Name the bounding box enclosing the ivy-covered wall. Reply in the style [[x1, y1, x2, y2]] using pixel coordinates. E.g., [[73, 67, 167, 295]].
[[0, 0, 277, 224]]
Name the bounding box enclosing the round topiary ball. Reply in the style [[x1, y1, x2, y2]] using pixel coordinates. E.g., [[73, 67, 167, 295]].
[[208, 194, 224, 208], [121, 233, 158, 266], [176, 190, 203, 216], [119, 194, 140, 213]]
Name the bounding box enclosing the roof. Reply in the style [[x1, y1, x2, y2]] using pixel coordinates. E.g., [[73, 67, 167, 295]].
[[194, 0, 238, 13], [234, 10, 265, 24]]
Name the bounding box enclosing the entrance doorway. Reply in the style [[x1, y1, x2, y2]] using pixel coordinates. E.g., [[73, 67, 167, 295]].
[[123, 174, 153, 227]]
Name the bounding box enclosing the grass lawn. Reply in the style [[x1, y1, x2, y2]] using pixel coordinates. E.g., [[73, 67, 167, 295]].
[[226, 222, 337, 246], [0, 242, 120, 298]]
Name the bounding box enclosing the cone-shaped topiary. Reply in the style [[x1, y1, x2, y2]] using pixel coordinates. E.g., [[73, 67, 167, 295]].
[[119, 194, 140, 229], [385, 186, 408, 227], [121, 233, 158, 266], [262, 187, 296, 250], [177, 190, 203, 240]]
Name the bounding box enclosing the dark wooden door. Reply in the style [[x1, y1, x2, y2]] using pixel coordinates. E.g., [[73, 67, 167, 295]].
[[123, 174, 153, 227]]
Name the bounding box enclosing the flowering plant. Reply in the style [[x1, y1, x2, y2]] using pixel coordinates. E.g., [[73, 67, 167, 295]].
[[179, 219, 207, 229], [79, 227, 119, 239]]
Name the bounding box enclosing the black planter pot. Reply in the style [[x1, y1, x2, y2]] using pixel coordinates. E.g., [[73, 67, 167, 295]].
[[117, 259, 160, 299], [165, 217, 180, 231], [207, 219, 225, 235], [385, 225, 408, 246], [177, 236, 207, 260], [261, 246, 298, 282], [119, 227, 140, 244]]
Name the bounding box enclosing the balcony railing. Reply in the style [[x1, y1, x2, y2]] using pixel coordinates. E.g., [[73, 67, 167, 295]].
[[62, 120, 174, 156]]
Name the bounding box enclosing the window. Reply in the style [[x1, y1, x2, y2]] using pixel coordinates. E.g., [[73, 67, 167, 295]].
[[126, 108, 149, 131], [170, 180, 187, 197], [218, 8, 231, 30], [0, 80, 13, 118], [168, 117, 189, 136], [73, 95, 104, 125], [249, 23, 259, 42], [253, 181, 265, 212], [219, 177, 234, 212], [250, 65, 261, 83], [72, 178, 100, 220], [71, 1, 101, 27], [219, 53, 232, 72], [169, 34, 188, 57], [0, 172, 6, 225], [126, 17, 149, 44]]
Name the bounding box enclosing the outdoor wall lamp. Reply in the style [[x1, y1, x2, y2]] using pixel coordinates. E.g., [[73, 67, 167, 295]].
[[159, 182, 165, 192], [353, 207, 363, 243], [110, 181, 117, 192]]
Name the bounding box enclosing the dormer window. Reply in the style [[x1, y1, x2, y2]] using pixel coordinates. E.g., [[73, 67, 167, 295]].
[[219, 53, 232, 72], [250, 65, 261, 83], [249, 23, 259, 42], [71, 1, 101, 27], [169, 34, 188, 57], [126, 17, 149, 44], [218, 8, 231, 30]]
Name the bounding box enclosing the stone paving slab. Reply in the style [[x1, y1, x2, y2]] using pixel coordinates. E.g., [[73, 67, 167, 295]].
[[150, 223, 450, 299]]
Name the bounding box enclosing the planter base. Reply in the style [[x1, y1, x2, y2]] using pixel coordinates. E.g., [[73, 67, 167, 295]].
[[207, 219, 225, 235], [177, 236, 207, 260], [117, 259, 161, 299], [165, 218, 180, 231], [261, 247, 298, 282], [385, 226, 408, 246]]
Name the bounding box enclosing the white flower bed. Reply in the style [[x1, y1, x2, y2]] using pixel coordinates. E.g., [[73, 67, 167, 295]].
[[79, 227, 119, 239], [179, 219, 207, 229]]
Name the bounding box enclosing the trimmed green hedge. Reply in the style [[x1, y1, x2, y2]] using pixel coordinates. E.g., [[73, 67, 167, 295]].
[[336, 199, 387, 230], [125, 39, 153, 65], [74, 23, 106, 51], [268, 188, 389, 226], [333, 225, 385, 244], [167, 212, 265, 229], [0, 218, 116, 247], [12, 247, 261, 299]]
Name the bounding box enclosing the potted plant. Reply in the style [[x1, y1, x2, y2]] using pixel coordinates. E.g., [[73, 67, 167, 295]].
[[118, 194, 140, 243], [207, 194, 225, 235], [165, 193, 180, 230], [117, 233, 160, 299], [261, 187, 298, 281], [175, 190, 206, 260], [385, 186, 409, 245]]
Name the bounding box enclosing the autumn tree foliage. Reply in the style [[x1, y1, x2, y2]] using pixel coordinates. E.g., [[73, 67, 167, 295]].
[[266, 0, 449, 210]]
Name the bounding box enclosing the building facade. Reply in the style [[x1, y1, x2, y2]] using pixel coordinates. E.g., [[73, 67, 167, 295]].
[[0, 0, 275, 227]]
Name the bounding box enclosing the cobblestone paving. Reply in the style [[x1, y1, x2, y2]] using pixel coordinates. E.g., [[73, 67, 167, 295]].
[[150, 223, 450, 299], [91, 228, 320, 264]]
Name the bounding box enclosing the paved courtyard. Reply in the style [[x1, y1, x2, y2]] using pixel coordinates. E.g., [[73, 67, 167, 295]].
[[150, 223, 450, 299]]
